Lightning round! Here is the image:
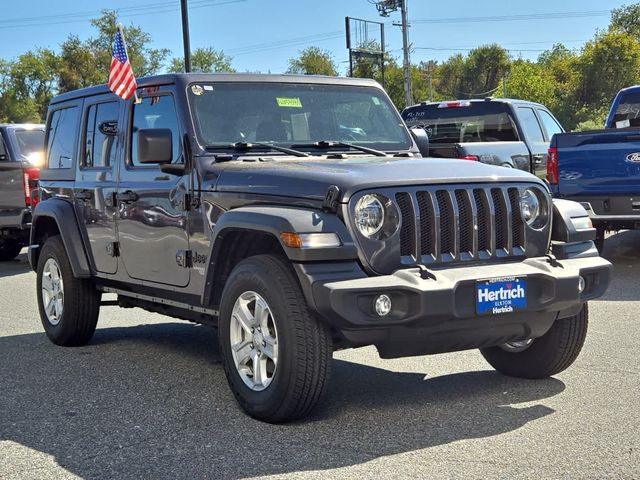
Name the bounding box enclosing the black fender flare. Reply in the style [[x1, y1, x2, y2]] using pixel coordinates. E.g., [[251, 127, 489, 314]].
[[29, 199, 92, 277], [551, 199, 596, 243], [202, 206, 357, 306]]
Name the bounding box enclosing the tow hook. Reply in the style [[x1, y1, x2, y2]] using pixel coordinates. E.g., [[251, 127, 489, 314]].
[[545, 253, 563, 268], [416, 264, 436, 280]]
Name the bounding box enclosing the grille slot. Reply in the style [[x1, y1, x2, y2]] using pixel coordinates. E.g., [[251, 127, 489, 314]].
[[508, 188, 525, 248], [417, 192, 435, 256], [455, 190, 473, 254], [474, 189, 491, 252], [491, 188, 509, 251], [436, 190, 455, 255], [396, 192, 415, 257]]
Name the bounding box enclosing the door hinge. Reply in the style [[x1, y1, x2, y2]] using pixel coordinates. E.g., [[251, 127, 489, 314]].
[[182, 193, 192, 211], [107, 241, 120, 257], [176, 249, 192, 268], [322, 185, 341, 213]]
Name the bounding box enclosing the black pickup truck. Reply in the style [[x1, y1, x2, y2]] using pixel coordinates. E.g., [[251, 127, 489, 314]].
[[30, 74, 610, 422], [0, 124, 44, 260], [402, 99, 564, 179]]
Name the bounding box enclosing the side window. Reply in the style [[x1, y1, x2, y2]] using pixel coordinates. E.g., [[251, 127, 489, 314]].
[[537, 109, 563, 139], [84, 102, 119, 168], [517, 107, 545, 143], [130, 95, 181, 167], [47, 107, 80, 169]]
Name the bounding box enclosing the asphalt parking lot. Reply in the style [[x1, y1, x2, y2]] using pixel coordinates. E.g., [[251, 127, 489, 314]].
[[1, 232, 639, 480]]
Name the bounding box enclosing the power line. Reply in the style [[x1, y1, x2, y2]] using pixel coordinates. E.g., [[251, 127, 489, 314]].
[[0, 0, 245, 29]]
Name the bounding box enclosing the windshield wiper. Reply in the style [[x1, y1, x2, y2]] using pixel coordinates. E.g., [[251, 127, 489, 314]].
[[205, 142, 310, 158], [292, 140, 389, 157]]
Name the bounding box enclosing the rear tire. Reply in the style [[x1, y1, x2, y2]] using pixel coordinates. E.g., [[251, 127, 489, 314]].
[[218, 254, 332, 423], [480, 304, 588, 379], [0, 240, 22, 261], [36, 235, 101, 346]]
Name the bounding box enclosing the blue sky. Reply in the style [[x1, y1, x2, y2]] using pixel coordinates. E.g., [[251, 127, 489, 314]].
[[0, 0, 630, 74]]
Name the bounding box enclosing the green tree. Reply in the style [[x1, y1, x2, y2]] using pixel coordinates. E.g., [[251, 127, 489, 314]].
[[169, 47, 235, 73], [287, 47, 338, 76], [458, 44, 510, 98], [610, 3, 640, 39], [502, 60, 556, 107]]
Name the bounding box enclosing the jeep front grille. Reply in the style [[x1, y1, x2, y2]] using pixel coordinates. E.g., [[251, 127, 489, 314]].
[[394, 186, 526, 264]]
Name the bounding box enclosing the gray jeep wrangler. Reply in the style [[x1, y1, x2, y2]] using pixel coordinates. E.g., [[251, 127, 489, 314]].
[[30, 74, 611, 422]]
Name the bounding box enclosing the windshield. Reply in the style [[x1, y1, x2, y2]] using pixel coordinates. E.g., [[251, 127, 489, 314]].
[[612, 92, 640, 128], [13, 129, 45, 157], [402, 103, 519, 143], [188, 82, 412, 152]]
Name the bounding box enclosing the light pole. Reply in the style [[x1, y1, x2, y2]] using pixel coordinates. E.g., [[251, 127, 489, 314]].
[[180, 0, 192, 73]]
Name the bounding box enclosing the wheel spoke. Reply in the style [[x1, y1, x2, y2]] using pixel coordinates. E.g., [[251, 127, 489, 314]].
[[45, 297, 56, 318], [54, 298, 63, 318], [254, 298, 269, 331], [41, 274, 53, 294], [263, 336, 277, 360], [232, 340, 253, 365], [234, 301, 256, 333], [252, 351, 266, 387]]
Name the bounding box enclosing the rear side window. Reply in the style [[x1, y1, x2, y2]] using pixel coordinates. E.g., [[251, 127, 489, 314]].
[[517, 107, 545, 143], [612, 92, 640, 128], [402, 102, 518, 143], [537, 109, 563, 139], [47, 107, 80, 169], [130, 95, 181, 166], [84, 102, 119, 168]]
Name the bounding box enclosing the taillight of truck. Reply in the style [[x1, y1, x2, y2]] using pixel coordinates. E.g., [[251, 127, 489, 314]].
[[23, 167, 40, 208], [547, 147, 558, 184]]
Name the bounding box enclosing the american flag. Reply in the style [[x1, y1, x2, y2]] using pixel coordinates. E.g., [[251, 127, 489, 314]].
[[108, 30, 137, 101]]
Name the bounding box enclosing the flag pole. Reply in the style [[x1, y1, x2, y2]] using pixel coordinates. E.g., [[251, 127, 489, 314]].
[[117, 23, 141, 104]]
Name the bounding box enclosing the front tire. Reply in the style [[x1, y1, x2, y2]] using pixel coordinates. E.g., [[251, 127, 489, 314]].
[[36, 235, 101, 346], [480, 304, 588, 379], [218, 254, 332, 423]]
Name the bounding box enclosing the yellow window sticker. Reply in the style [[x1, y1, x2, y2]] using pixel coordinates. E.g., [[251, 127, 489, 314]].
[[276, 97, 303, 108]]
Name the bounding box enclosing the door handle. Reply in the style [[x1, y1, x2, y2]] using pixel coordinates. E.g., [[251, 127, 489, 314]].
[[116, 191, 139, 203], [75, 190, 93, 201]]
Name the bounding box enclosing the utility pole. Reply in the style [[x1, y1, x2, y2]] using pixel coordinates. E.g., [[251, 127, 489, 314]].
[[399, 0, 413, 107], [180, 0, 192, 73]]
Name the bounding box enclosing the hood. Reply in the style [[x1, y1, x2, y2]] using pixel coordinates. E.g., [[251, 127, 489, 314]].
[[207, 155, 546, 202]]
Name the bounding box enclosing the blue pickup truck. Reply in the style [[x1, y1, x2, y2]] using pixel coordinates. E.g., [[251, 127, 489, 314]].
[[549, 86, 640, 252]]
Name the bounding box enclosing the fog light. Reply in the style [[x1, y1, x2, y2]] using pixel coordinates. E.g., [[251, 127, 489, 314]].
[[578, 276, 586, 293], [374, 294, 392, 317]]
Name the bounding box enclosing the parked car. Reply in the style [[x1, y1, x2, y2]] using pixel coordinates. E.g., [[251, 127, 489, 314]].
[[30, 74, 610, 423], [401, 98, 564, 178], [549, 85, 640, 252], [0, 124, 45, 261]]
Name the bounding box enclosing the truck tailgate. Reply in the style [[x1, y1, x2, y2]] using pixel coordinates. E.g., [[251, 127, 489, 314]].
[[555, 128, 640, 197], [0, 161, 24, 217]]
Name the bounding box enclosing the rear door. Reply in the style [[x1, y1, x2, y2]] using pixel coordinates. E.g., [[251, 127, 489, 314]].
[[115, 87, 190, 287], [73, 95, 121, 274]]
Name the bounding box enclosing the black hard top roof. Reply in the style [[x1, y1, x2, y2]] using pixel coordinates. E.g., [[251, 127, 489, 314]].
[[50, 73, 383, 105]]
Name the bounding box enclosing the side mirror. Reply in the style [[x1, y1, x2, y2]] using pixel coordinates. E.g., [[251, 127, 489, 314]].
[[409, 127, 429, 157], [137, 128, 172, 164]]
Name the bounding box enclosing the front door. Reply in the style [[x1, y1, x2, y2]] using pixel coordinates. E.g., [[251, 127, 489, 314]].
[[116, 89, 190, 287], [73, 96, 120, 274], [517, 106, 549, 179]]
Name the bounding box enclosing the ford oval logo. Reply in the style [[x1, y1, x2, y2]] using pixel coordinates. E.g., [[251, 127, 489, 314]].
[[626, 152, 640, 163]]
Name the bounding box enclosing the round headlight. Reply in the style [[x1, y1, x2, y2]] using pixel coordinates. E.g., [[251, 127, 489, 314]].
[[355, 194, 385, 237], [520, 189, 540, 224]]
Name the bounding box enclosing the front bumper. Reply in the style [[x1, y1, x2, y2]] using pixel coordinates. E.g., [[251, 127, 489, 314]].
[[296, 245, 611, 358]]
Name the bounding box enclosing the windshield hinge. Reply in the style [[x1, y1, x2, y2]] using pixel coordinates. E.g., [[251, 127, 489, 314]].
[[322, 185, 341, 213]]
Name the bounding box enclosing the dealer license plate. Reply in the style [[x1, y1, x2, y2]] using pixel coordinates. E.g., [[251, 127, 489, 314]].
[[476, 276, 527, 315]]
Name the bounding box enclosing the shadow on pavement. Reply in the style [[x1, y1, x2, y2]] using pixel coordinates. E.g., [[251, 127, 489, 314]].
[[598, 230, 640, 302], [1, 322, 564, 479], [0, 251, 31, 279]]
